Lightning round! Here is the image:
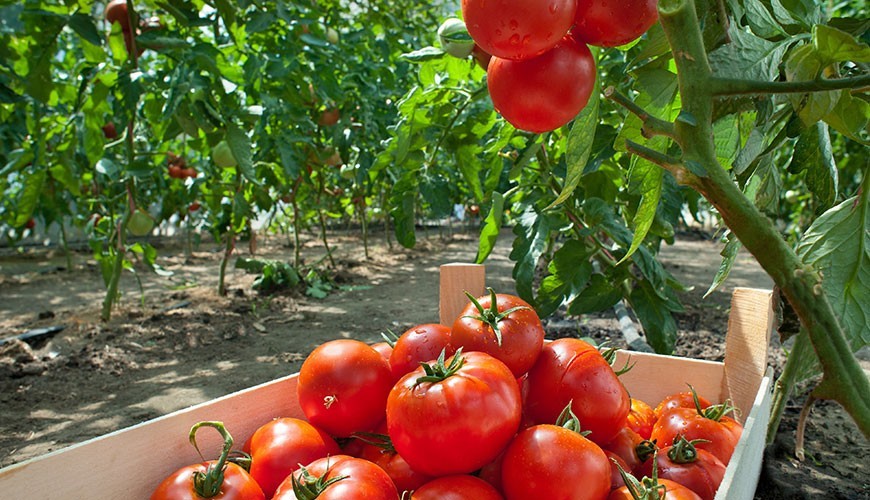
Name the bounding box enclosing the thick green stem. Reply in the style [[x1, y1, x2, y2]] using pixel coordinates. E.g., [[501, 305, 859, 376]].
[[658, 0, 870, 437]]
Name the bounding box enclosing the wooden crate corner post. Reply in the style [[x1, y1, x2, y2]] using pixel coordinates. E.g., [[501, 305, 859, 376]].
[[439, 263, 486, 325]]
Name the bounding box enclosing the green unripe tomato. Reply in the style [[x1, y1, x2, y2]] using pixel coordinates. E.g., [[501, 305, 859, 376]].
[[438, 18, 474, 58], [212, 140, 237, 169], [326, 27, 340, 44], [128, 209, 155, 236]]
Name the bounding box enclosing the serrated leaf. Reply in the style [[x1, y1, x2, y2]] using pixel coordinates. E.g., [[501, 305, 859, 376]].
[[705, 235, 742, 297], [537, 240, 594, 318], [227, 124, 257, 183], [823, 91, 870, 143], [476, 192, 504, 263], [14, 169, 45, 227], [742, 0, 787, 38], [68, 13, 102, 46], [796, 194, 870, 351], [510, 206, 553, 303], [813, 25, 870, 64], [621, 159, 663, 264], [568, 273, 623, 315], [629, 279, 678, 354], [547, 92, 599, 210], [400, 47, 446, 63], [389, 171, 418, 249], [789, 122, 838, 210], [785, 44, 839, 125], [708, 26, 793, 81]]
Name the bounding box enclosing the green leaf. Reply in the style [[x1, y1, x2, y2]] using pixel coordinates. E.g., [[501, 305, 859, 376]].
[[68, 13, 102, 46], [537, 240, 594, 318], [510, 206, 553, 303], [400, 47, 446, 63], [789, 122, 838, 210], [629, 279, 678, 354], [390, 171, 418, 248], [14, 169, 46, 227], [823, 91, 870, 143], [227, 124, 257, 183], [705, 235, 742, 298], [476, 192, 504, 263], [547, 92, 599, 210], [813, 25, 870, 64], [796, 194, 870, 351], [568, 273, 622, 315], [708, 26, 793, 81], [621, 159, 663, 264], [785, 44, 839, 125], [742, 0, 787, 38]]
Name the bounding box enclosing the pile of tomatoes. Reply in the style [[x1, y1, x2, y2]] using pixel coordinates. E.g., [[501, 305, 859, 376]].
[[458, 0, 659, 133], [151, 289, 742, 499]]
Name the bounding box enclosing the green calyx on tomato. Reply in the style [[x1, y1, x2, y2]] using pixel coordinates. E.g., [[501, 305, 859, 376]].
[[351, 432, 398, 454], [188, 421, 236, 498], [614, 453, 669, 500], [599, 342, 636, 376], [414, 347, 466, 387], [461, 287, 531, 346], [666, 435, 709, 464], [290, 461, 349, 500], [689, 384, 738, 421], [636, 439, 658, 463], [555, 401, 591, 436]]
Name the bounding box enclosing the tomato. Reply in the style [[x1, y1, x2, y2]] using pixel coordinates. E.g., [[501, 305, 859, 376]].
[[389, 323, 453, 380], [636, 437, 726, 500], [181, 168, 196, 179], [438, 18, 475, 59], [168, 164, 183, 179], [524, 338, 630, 446], [244, 417, 340, 497], [370, 341, 393, 362], [298, 339, 394, 437], [24, 218, 36, 230], [212, 140, 237, 168], [188, 202, 201, 212], [151, 422, 264, 500], [608, 478, 702, 500], [150, 462, 264, 500], [654, 391, 713, 420], [128, 209, 155, 236], [605, 451, 630, 491], [412, 475, 504, 499], [627, 398, 656, 440], [318, 108, 341, 126], [355, 424, 433, 493], [102, 122, 118, 139], [651, 405, 742, 465], [501, 413, 611, 499], [105, 0, 131, 30], [602, 426, 647, 474], [387, 350, 521, 476], [477, 450, 506, 494], [572, 0, 659, 48], [461, 0, 576, 60], [272, 455, 398, 500], [487, 35, 596, 133], [450, 289, 543, 377]]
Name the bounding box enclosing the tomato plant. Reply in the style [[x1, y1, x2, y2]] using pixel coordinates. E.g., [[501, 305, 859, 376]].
[[244, 417, 340, 498], [272, 455, 398, 500], [297, 339, 394, 437], [387, 350, 522, 476], [450, 288, 543, 377]]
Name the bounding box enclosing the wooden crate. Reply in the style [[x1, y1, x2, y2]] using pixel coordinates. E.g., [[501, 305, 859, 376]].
[[0, 264, 774, 499]]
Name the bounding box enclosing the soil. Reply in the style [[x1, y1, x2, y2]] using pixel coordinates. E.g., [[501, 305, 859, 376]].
[[0, 226, 866, 498]]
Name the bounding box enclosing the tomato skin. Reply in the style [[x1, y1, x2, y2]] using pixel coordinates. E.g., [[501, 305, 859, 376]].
[[572, 0, 659, 47], [608, 479, 702, 500], [272, 455, 398, 500], [604, 451, 630, 491], [626, 398, 656, 440], [244, 417, 340, 497], [297, 339, 394, 437], [370, 341, 393, 362], [412, 474, 504, 499], [462, 0, 577, 60], [602, 426, 645, 473], [318, 108, 341, 126], [387, 351, 522, 476], [524, 338, 630, 445], [356, 422, 433, 493], [150, 462, 264, 500], [389, 323, 453, 380], [501, 423, 611, 500], [637, 447, 726, 500], [654, 391, 713, 420], [487, 35, 596, 133], [450, 293, 543, 377], [105, 0, 130, 30], [650, 408, 742, 464]]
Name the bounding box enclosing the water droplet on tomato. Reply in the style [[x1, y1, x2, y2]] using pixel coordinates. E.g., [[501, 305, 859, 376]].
[[509, 19, 519, 30], [509, 34, 520, 45]]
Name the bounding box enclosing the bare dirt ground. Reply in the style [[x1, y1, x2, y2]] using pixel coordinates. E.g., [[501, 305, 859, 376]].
[[0, 226, 866, 498]]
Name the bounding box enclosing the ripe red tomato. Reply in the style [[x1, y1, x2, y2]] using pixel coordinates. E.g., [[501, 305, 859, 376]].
[[627, 398, 656, 440], [450, 289, 543, 377], [487, 35, 596, 133], [297, 339, 394, 437], [602, 426, 647, 474], [654, 391, 713, 420], [105, 0, 130, 30], [318, 108, 341, 126], [461, 0, 577, 60], [272, 455, 398, 500], [168, 164, 183, 179], [24, 218, 36, 230], [370, 341, 393, 362], [609, 478, 702, 500], [244, 417, 340, 497], [636, 436, 726, 500], [102, 122, 118, 139], [650, 407, 743, 464], [501, 421, 611, 499], [389, 323, 453, 380], [181, 168, 197, 179], [150, 462, 264, 500], [572, 0, 659, 48], [605, 451, 630, 491], [188, 202, 201, 212], [412, 474, 503, 499], [524, 338, 630, 445], [355, 424, 433, 493], [387, 350, 521, 476]]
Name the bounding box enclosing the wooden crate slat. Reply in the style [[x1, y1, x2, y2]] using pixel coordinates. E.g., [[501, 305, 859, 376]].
[[724, 288, 774, 424], [438, 263, 485, 326]]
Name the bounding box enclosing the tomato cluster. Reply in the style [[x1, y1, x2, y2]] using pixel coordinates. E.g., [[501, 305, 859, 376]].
[[457, 0, 659, 133], [151, 289, 742, 499], [167, 152, 197, 179]]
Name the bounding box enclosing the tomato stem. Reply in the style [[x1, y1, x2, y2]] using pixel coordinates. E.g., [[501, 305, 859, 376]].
[[188, 421, 235, 498], [414, 347, 465, 386], [291, 458, 349, 500], [461, 287, 531, 346]]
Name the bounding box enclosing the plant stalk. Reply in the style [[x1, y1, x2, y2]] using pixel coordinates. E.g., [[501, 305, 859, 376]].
[[657, 0, 870, 437]]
